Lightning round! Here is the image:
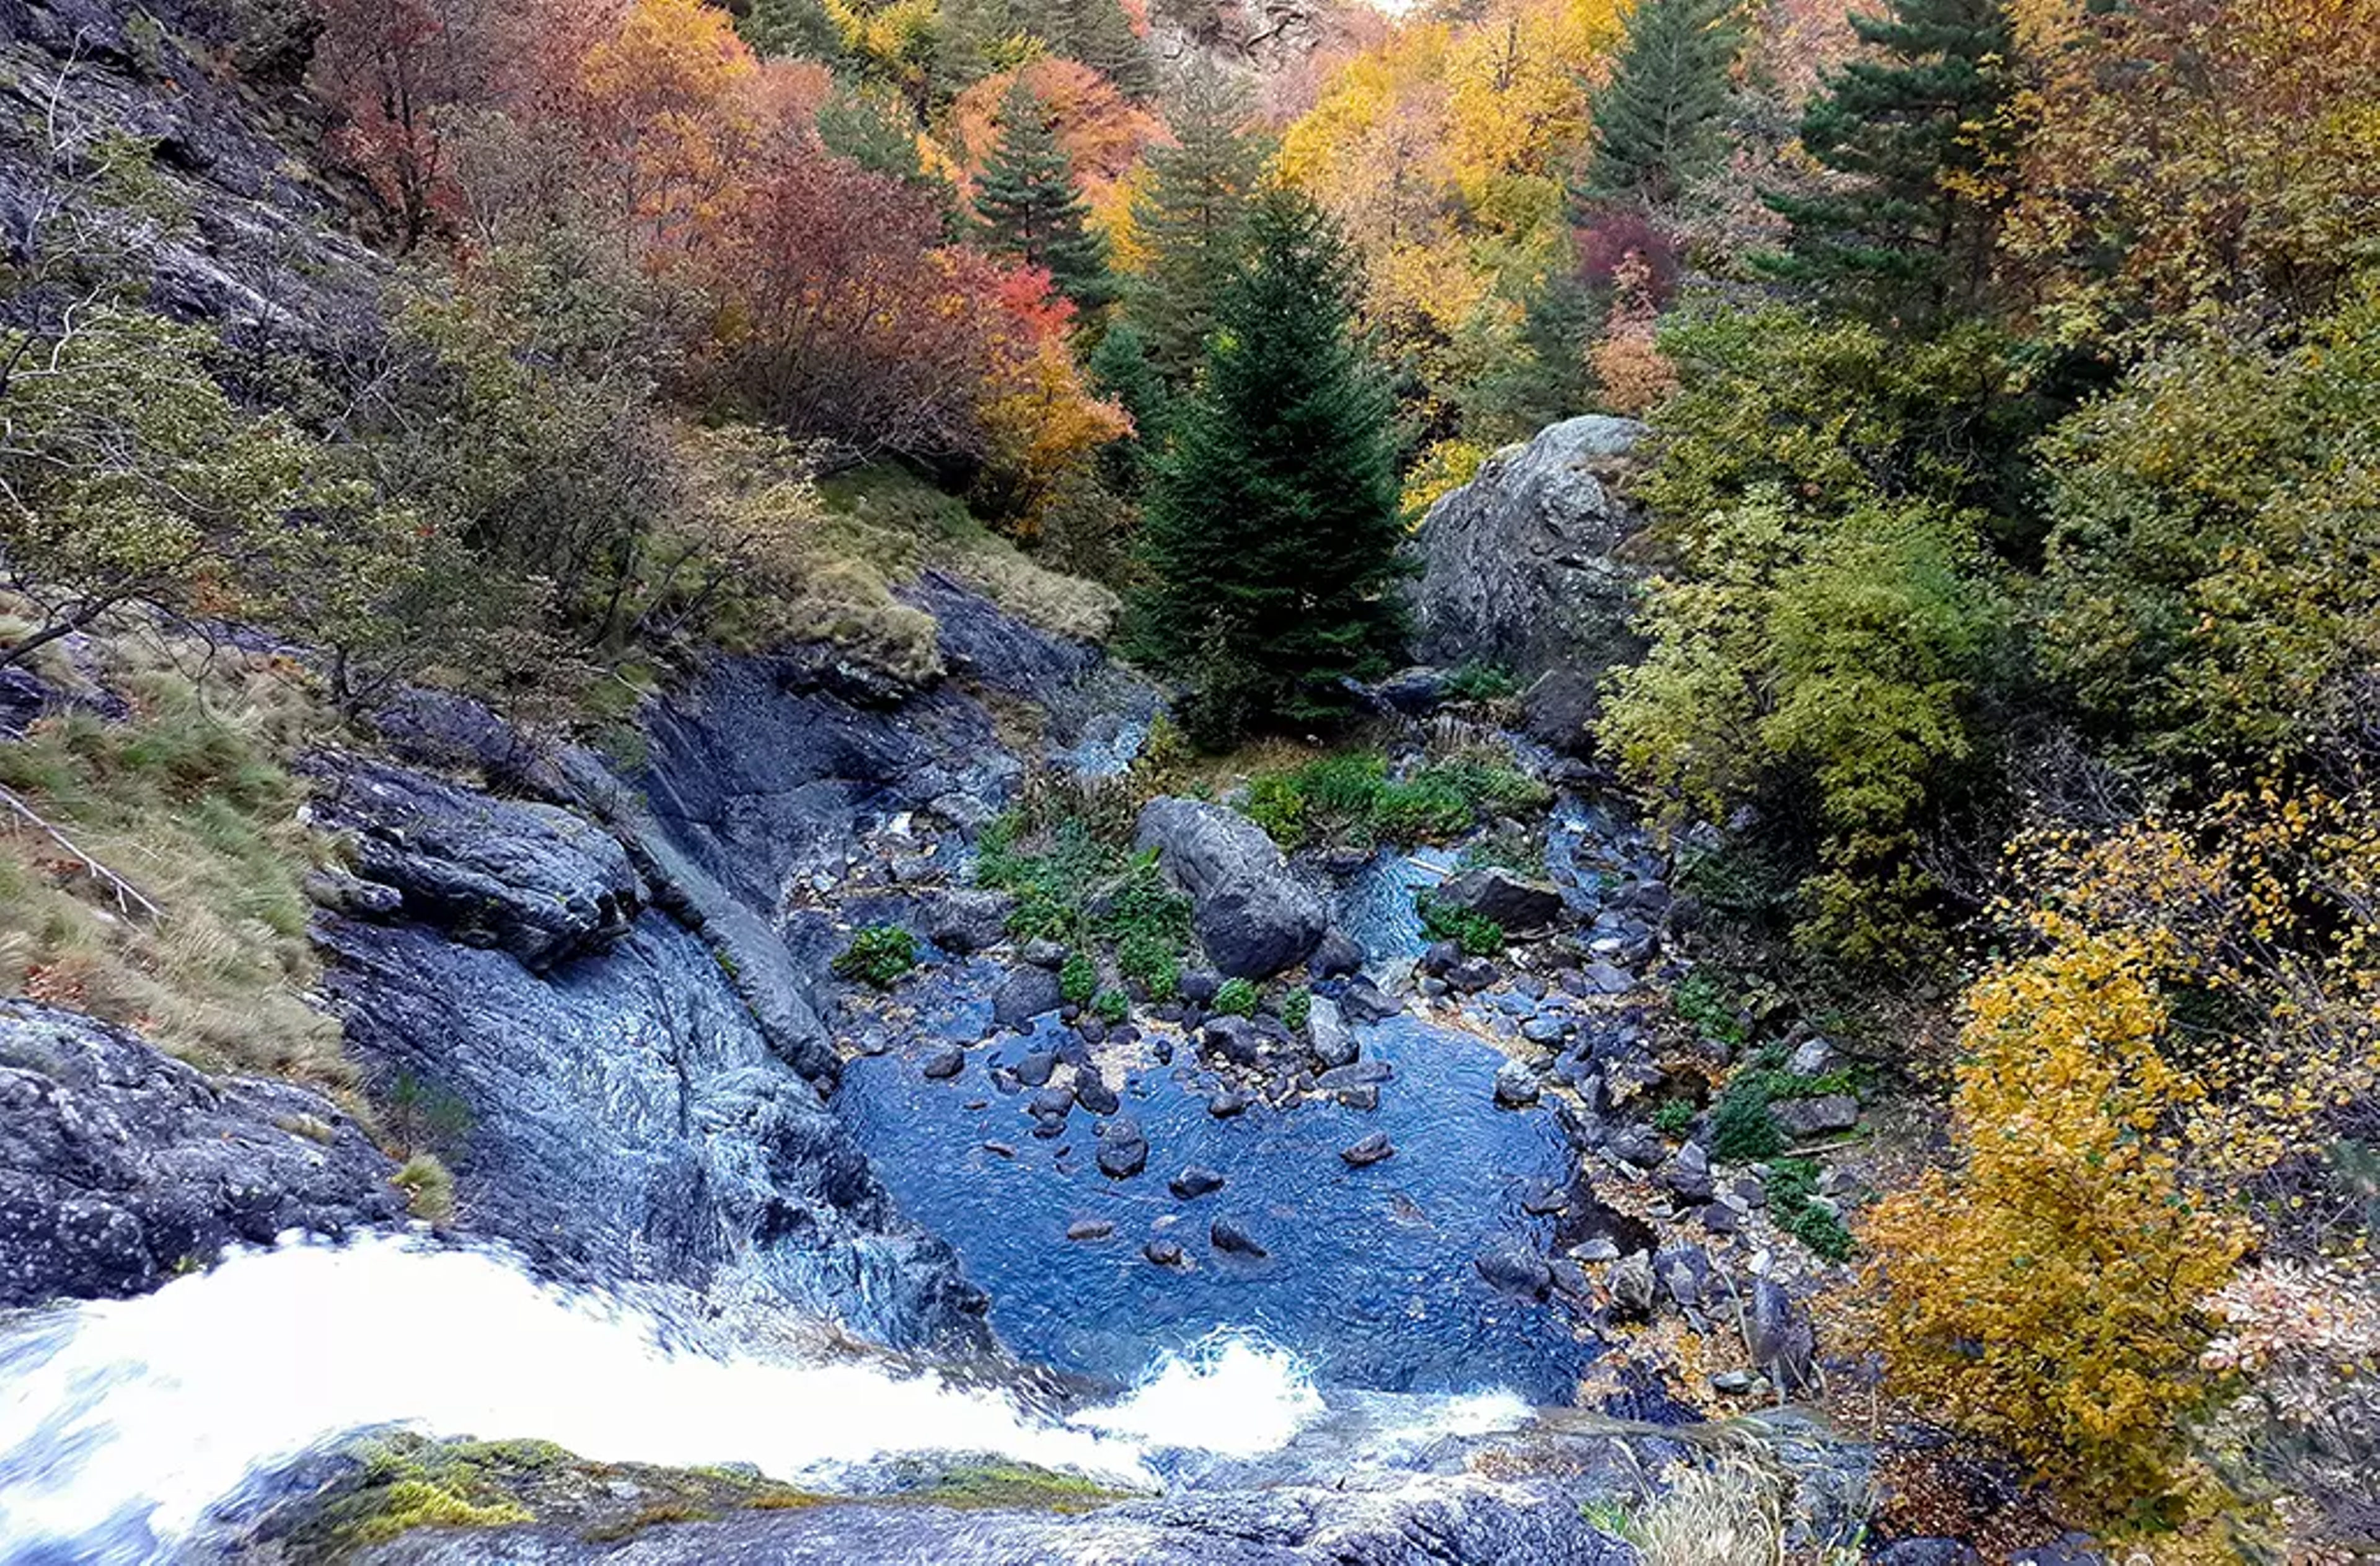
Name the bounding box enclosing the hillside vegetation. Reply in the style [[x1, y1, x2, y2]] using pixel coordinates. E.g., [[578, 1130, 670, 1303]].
[[1, 0, 2376, 1553]]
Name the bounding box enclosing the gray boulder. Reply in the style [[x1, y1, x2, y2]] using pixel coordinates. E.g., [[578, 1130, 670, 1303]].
[[1772, 1094, 1860, 1139], [992, 968, 1064, 1030], [1606, 1251, 1658, 1320], [1434, 867, 1565, 932], [1134, 798, 1328, 978], [1306, 996, 1358, 1070], [0, 1001, 403, 1306], [922, 889, 1015, 955], [1752, 1280, 1819, 1394], [1405, 416, 1647, 750]]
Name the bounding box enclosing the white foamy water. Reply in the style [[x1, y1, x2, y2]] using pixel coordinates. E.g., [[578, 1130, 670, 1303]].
[[0, 1233, 1331, 1564]]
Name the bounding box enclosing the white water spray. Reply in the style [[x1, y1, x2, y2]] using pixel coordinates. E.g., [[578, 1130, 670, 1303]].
[[0, 1233, 1328, 1564]]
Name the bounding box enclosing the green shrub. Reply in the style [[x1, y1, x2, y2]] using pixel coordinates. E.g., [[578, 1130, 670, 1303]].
[[1651, 1099, 1695, 1137], [1707, 1081, 1785, 1162], [975, 802, 1193, 1003], [1765, 1156, 1854, 1262], [1282, 986, 1312, 1031], [1092, 988, 1130, 1023], [1059, 952, 1098, 1006], [1443, 661, 1521, 702], [1417, 893, 1504, 955], [392, 1154, 457, 1225], [832, 924, 917, 988], [1240, 748, 1549, 852], [1671, 970, 1747, 1046], [1214, 977, 1259, 1015]]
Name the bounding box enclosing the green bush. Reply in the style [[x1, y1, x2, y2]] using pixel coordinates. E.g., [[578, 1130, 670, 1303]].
[[1282, 986, 1312, 1031], [1707, 1080, 1785, 1162], [832, 924, 917, 988], [1443, 661, 1522, 702], [1241, 748, 1549, 852], [1765, 1157, 1854, 1261], [1213, 977, 1259, 1015], [1651, 1099, 1695, 1137], [976, 804, 1194, 1003], [1092, 988, 1130, 1023], [1059, 952, 1098, 1006], [1417, 893, 1504, 956]]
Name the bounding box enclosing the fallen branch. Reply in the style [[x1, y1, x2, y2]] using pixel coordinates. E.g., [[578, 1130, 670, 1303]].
[[0, 782, 165, 919]]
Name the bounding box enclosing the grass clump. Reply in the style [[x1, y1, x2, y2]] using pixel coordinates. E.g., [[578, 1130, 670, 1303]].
[[913, 1464, 1129, 1513], [1242, 748, 1549, 852], [1417, 892, 1504, 955], [392, 1153, 457, 1224], [1212, 976, 1259, 1016], [975, 786, 1193, 1000], [0, 623, 347, 1084], [832, 923, 917, 988]]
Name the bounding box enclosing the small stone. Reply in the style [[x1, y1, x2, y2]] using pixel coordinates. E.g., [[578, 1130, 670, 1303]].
[[1210, 1218, 1267, 1258], [1316, 1060, 1393, 1089], [1177, 970, 1222, 1006], [1340, 981, 1401, 1024], [1169, 1166, 1226, 1200], [982, 1141, 1015, 1158], [1420, 940, 1462, 977], [1339, 1132, 1395, 1167], [1569, 1237, 1621, 1264], [1066, 1219, 1114, 1242], [1520, 1015, 1569, 1047], [1709, 1369, 1760, 1396], [1700, 1203, 1742, 1235], [920, 1046, 966, 1080], [1308, 928, 1364, 978], [1474, 1248, 1552, 1299], [1419, 976, 1450, 999], [1306, 996, 1357, 1070], [1075, 1074, 1121, 1117], [1606, 1125, 1666, 1169], [992, 967, 1064, 1029], [1096, 1117, 1148, 1179], [1492, 1059, 1541, 1108], [1520, 1180, 1569, 1216], [1207, 1088, 1251, 1118], [1022, 938, 1068, 969], [1580, 961, 1634, 995], [1334, 1084, 1380, 1111], [1787, 1035, 1836, 1077], [1447, 957, 1502, 992], [1200, 1015, 1264, 1068], [1014, 1049, 1056, 1088], [1607, 1251, 1657, 1320], [1771, 1093, 1859, 1138], [1662, 1141, 1716, 1205], [1144, 1239, 1184, 1267]]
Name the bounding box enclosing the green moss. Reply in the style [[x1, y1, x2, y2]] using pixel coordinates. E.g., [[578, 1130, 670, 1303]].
[[343, 1480, 532, 1546], [913, 1464, 1130, 1513]]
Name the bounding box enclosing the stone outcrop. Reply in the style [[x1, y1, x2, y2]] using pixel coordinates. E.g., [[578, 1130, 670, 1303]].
[[1406, 416, 1647, 753], [1134, 797, 1328, 978], [0, 1000, 402, 1307]]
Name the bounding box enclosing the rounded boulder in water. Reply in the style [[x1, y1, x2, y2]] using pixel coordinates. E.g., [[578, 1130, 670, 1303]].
[[1209, 1218, 1268, 1259]]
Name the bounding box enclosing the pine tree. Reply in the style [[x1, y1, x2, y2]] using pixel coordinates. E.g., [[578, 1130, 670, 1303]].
[[818, 79, 957, 228], [1127, 61, 1265, 387], [1458, 254, 1596, 444], [1759, 0, 2016, 326], [935, 0, 1027, 95], [1576, 0, 1744, 209], [1044, 0, 1155, 99], [974, 77, 1119, 312], [1130, 187, 1409, 745], [1085, 317, 1168, 492]]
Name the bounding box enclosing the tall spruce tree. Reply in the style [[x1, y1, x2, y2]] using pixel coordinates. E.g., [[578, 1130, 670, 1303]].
[[1577, 0, 1744, 208], [1127, 62, 1266, 387], [1131, 187, 1409, 745], [1045, 0, 1156, 98], [1760, 0, 2016, 325], [974, 77, 1119, 311]]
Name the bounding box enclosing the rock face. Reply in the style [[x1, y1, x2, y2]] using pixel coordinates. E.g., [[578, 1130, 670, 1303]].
[[1134, 798, 1328, 978], [1406, 416, 1647, 751], [306, 761, 643, 972], [0, 1001, 402, 1307]]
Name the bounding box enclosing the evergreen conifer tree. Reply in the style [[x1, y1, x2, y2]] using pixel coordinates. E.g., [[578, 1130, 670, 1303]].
[[1127, 62, 1265, 387], [1759, 0, 2015, 325], [1577, 0, 1744, 208], [1130, 187, 1409, 745], [1084, 317, 1168, 491], [1459, 253, 1597, 443], [935, 0, 1028, 95], [1045, 0, 1155, 98], [974, 77, 1119, 312]]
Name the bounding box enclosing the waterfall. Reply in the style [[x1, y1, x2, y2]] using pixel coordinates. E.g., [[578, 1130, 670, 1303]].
[[0, 1233, 1326, 1565]]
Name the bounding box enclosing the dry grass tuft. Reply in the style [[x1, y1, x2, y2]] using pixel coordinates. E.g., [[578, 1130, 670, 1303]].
[[0, 608, 349, 1086]]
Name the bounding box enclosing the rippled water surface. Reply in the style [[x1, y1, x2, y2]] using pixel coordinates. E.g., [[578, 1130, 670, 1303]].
[[837, 1013, 1601, 1402]]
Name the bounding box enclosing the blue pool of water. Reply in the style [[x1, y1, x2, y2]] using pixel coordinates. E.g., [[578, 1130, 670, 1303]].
[[835, 1012, 1601, 1402]]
